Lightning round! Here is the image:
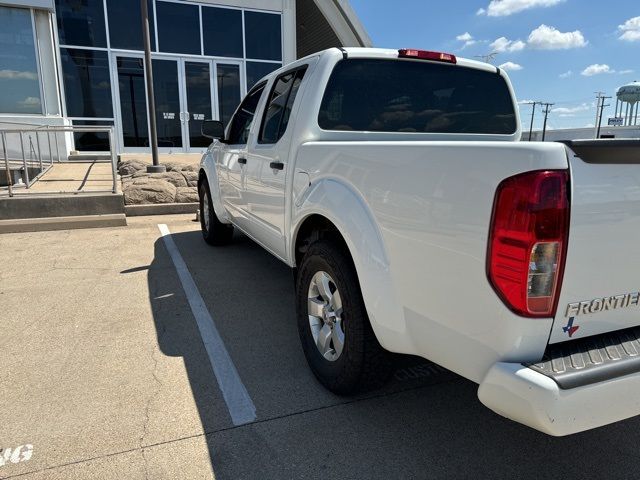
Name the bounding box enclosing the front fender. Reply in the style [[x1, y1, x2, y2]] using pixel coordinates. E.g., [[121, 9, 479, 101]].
[[292, 178, 408, 352], [200, 150, 231, 224]]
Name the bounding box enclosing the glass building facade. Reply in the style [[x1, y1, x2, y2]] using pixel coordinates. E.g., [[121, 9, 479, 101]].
[[0, 0, 369, 155], [53, 0, 283, 152]]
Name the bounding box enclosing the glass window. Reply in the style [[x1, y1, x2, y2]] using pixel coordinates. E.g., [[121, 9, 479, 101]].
[[244, 11, 282, 61], [72, 120, 113, 151], [116, 57, 148, 147], [156, 1, 200, 55], [260, 68, 306, 144], [55, 0, 107, 47], [106, 0, 155, 51], [319, 59, 517, 134], [202, 7, 242, 58], [60, 48, 113, 118], [246, 62, 280, 90], [0, 7, 41, 114], [216, 64, 240, 128], [227, 83, 266, 145]]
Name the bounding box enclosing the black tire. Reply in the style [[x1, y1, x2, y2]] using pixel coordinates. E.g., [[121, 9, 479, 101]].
[[199, 181, 234, 246], [296, 240, 390, 394]]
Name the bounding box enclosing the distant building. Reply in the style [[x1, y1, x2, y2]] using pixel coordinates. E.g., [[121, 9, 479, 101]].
[[0, 0, 370, 154], [524, 125, 640, 142]]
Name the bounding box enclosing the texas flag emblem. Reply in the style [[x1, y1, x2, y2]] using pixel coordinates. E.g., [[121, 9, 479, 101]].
[[563, 317, 580, 338]]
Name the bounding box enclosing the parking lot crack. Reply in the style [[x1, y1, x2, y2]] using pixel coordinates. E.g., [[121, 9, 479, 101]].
[[139, 342, 164, 480]]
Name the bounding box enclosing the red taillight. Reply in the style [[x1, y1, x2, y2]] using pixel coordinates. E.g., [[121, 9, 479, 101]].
[[487, 170, 570, 318], [398, 49, 457, 64]]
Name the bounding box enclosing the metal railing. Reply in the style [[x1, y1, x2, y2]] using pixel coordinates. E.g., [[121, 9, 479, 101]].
[[0, 125, 118, 197]]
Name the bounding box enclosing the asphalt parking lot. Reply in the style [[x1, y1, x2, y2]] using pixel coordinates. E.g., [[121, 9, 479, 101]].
[[1, 214, 639, 479]]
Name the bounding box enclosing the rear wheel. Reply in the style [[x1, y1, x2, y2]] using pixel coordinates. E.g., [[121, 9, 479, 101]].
[[199, 181, 234, 246], [296, 240, 390, 394]]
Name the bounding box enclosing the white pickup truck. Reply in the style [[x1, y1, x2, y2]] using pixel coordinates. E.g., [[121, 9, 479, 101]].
[[198, 47, 640, 436]]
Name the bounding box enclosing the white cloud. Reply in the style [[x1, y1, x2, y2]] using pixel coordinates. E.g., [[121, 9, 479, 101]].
[[490, 36, 526, 52], [619, 69, 635, 75], [17, 96, 41, 107], [618, 16, 640, 42], [0, 69, 38, 80], [552, 103, 591, 117], [517, 99, 535, 105], [499, 61, 523, 71], [456, 32, 477, 48], [581, 64, 614, 76], [527, 24, 587, 50], [559, 70, 573, 78], [478, 0, 564, 17]]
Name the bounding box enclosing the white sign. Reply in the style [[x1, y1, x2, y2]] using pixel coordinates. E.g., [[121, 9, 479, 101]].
[[608, 117, 624, 126]]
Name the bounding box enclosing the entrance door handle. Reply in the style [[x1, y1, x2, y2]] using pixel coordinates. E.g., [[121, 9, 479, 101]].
[[269, 161, 284, 170], [238, 157, 247, 165]]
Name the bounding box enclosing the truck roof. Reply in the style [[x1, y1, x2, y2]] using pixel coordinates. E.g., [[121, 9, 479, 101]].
[[327, 47, 498, 74]]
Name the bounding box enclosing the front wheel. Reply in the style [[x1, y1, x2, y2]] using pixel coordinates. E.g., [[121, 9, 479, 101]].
[[199, 181, 234, 246], [296, 240, 390, 394]]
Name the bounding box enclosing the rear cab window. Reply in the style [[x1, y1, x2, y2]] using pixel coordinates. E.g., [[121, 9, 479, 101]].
[[318, 58, 517, 135]]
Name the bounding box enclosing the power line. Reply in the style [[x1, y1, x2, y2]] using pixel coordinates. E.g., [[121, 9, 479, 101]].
[[474, 52, 498, 64]]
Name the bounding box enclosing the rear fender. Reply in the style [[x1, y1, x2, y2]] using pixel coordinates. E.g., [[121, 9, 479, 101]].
[[292, 178, 407, 351]]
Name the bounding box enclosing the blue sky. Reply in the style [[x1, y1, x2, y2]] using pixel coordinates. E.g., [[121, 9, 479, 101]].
[[349, 0, 640, 130]]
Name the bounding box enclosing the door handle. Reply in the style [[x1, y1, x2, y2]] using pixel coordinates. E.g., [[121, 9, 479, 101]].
[[238, 157, 247, 165], [270, 161, 284, 170]]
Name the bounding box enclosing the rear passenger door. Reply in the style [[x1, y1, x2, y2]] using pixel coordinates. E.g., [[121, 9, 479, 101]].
[[243, 65, 308, 258]]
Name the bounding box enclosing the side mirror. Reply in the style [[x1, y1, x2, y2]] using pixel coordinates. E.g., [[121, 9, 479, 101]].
[[202, 120, 225, 140]]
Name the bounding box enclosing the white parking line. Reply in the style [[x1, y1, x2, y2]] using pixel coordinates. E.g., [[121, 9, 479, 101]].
[[158, 224, 257, 426]]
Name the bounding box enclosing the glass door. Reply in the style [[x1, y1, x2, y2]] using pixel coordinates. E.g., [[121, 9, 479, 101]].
[[113, 55, 245, 153], [183, 60, 213, 151], [152, 58, 184, 151]]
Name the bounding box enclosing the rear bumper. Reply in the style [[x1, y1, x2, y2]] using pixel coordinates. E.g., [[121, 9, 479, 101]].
[[478, 362, 640, 436]]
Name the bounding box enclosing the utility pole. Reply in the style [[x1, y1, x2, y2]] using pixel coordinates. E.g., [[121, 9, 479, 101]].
[[594, 92, 606, 129], [541, 103, 554, 141], [595, 93, 611, 139], [525, 101, 539, 141], [142, 0, 164, 173]]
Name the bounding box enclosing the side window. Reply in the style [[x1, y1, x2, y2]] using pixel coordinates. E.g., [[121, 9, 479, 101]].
[[259, 67, 307, 144], [227, 82, 266, 145]]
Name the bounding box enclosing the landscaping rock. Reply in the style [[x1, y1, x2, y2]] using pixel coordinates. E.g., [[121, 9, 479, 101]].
[[175, 186, 199, 203], [123, 178, 176, 204], [151, 171, 187, 187], [181, 171, 199, 187], [118, 159, 148, 176]]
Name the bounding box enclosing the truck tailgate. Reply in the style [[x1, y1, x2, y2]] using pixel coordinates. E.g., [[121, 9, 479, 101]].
[[550, 140, 640, 344]]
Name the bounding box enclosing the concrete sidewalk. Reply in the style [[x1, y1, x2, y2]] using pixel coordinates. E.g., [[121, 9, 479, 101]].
[[29, 161, 117, 193]]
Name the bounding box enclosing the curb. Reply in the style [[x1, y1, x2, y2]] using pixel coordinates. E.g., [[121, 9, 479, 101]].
[[0, 214, 127, 234], [124, 202, 198, 217]]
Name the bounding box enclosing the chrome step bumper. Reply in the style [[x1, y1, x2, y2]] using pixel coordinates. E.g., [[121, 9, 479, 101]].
[[478, 328, 640, 436], [527, 326, 640, 389]]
